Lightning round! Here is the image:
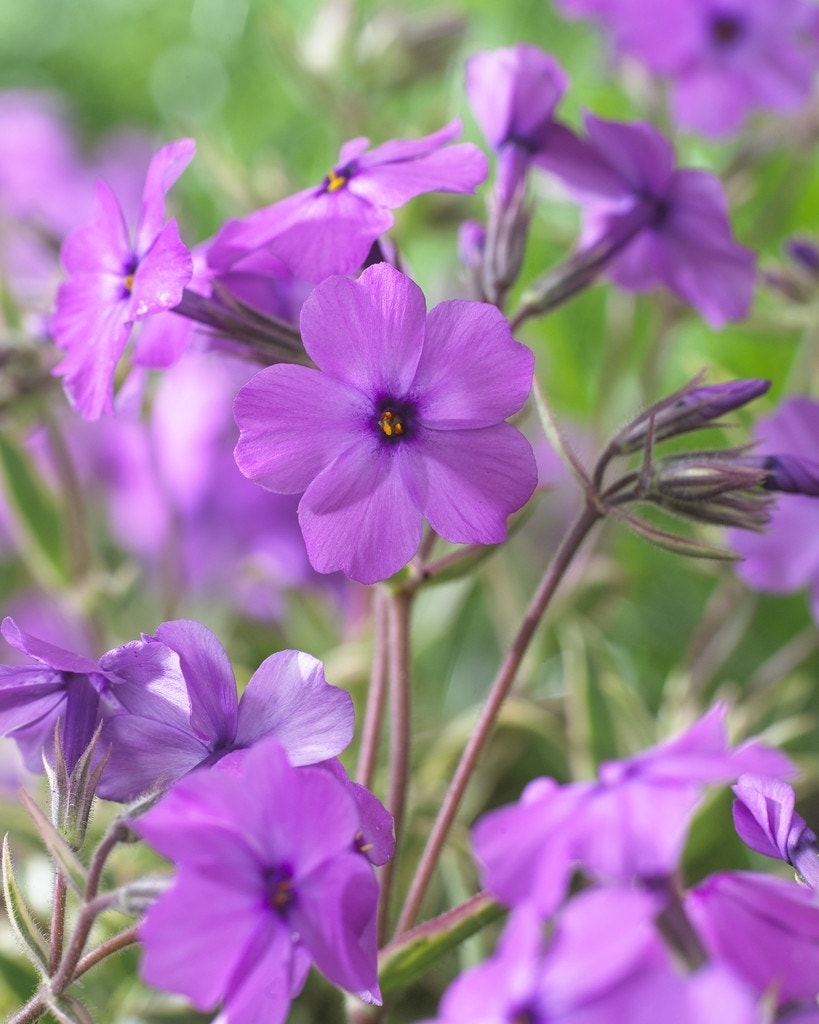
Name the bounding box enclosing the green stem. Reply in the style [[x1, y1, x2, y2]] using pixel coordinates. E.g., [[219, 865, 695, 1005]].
[[48, 870, 67, 975], [356, 588, 389, 790], [393, 500, 603, 936]]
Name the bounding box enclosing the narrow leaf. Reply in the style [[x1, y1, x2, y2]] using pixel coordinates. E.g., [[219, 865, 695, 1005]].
[[378, 893, 503, 995], [18, 790, 88, 896], [610, 508, 740, 561], [0, 432, 68, 587], [2, 835, 50, 971]]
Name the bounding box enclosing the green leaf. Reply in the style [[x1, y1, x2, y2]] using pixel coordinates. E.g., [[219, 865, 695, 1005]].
[[2, 835, 50, 972], [0, 432, 68, 587], [378, 894, 504, 995], [18, 790, 88, 896]]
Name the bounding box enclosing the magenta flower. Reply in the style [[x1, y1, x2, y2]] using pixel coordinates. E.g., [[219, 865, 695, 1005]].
[[539, 114, 756, 327], [686, 871, 819, 1007], [472, 704, 793, 915], [134, 737, 381, 1023], [0, 617, 111, 772], [51, 138, 195, 419], [610, 0, 819, 137], [733, 775, 819, 888], [208, 120, 487, 282], [234, 263, 537, 584], [465, 45, 569, 203], [730, 398, 819, 620], [98, 618, 354, 802]]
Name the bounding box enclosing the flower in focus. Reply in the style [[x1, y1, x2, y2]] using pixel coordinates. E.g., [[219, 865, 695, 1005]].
[[730, 397, 819, 620], [472, 704, 793, 915], [51, 138, 195, 419], [98, 618, 354, 802], [234, 263, 537, 584], [0, 617, 111, 772], [733, 775, 819, 888], [208, 120, 487, 282], [537, 114, 756, 327], [135, 737, 382, 1023]]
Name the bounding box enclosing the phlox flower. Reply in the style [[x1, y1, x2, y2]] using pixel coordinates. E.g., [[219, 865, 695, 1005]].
[[732, 774, 819, 888], [51, 138, 195, 419], [730, 398, 819, 622], [686, 871, 819, 1007], [134, 737, 382, 1024], [538, 113, 756, 327], [98, 618, 353, 802], [472, 704, 793, 915], [0, 617, 112, 772], [208, 120, 487, 282], [426, 891, 760, 1024], [610, 0, 819, 137], [465, 45, 569, 203], [233, 262, 537, 584]]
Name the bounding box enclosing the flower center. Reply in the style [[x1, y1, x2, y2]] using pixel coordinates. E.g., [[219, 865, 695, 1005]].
[[265, 865, 295, 918], [322, 161, 356, 194], [710, 12, 744, 47], [378, 409, 405, 438]]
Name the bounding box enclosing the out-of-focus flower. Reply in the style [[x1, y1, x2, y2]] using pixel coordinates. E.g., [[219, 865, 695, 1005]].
[[208, 120, 487, 282], [52, 138, 195, 419], [730, 397, 819, 620], [234, 263, 537, 584], [537, 114, 756, 327], [135, 737, 382, 1023], [427, 890, 761, 1024], [686, 871, 819, 1007], [733, 775, 819, 888], [0, 617, 111, 772], [472, 704, 793, 915], [98, 618, 353, 802]]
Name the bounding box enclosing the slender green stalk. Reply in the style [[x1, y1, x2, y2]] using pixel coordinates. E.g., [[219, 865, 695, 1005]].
[[393, 500, 603, 936], [356, 587, 389, 790], [48, 870, 67, 975]]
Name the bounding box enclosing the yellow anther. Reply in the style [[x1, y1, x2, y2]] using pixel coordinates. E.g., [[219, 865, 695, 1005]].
[[123, 274, 135, 292], [326, 169, 347, 193], [378, 410, 404, 438]]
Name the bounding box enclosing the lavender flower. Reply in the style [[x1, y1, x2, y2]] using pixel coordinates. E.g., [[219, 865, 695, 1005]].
[[134, 737, 382, 1023], [733, 775, 819, 888], [472, 704, 793, 915], [51, 138, 195, 419], [0, 617, 111, 772], [686, 871, 819, 1007], [730, 398, 819, 619], [208, 120, 487, 282], [427, 891, 760, 1023], [98, 619, 353, 802], [465, 45, 568, 204], [610, 0, 819, 137], [537, 114, 756, 327], [234, 263, 537, 584]]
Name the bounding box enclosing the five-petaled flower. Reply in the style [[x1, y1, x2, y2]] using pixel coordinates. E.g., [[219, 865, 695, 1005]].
[[233, 262, 538, 584]]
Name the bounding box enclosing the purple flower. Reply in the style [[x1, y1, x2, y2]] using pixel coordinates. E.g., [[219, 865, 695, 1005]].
[[610, 0, 819, 137], [0, 617, 110, 772], [730, 398, 819, 620], [538, 114, 756, 327], [686, 871, 819, 1006], [208, 120, 487, 282], [733, 775, 819, 888], [97, 619, 353, 802], [428, 890, 761, 1024], [465, 45, 569, 203], [51, 138, 195, 419], [233, 263, 537, 584], [472, 704, 793, 915], [134, 737, 381, 1023]]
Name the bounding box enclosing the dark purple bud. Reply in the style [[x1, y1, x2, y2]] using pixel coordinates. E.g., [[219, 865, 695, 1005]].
[[786, 237, 819, 277], [754, 454, 819, 496], [612, 375, 771, 456]]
